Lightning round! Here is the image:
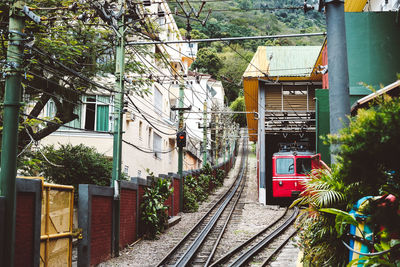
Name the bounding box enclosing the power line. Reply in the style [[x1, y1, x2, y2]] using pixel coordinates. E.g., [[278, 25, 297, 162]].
[[122, 139, 176, 154], [127, 94, 176, 135], [127, 32, 326, 45]]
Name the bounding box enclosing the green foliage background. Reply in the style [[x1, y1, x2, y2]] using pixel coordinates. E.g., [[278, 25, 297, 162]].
[[170, 0, 325, 105]]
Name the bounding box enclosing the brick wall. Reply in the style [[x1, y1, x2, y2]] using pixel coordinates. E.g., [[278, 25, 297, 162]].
[[90, 196, 113, 266], [164, 193, 173, 217], [119, 189, 137, 248], [15, 192, 35, 267], [137, 185, 146, 236], [173, 179, 180, 215]]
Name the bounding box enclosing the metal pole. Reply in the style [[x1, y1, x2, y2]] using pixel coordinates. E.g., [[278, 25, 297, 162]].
[[0, 2, 25, 265], [127, 32, 327, 45], [215, 115, 219, 164], [325, 0, 350, 163], [178, 83, 184, 177], [202, 101, 207, 167], [111, 0, 125, 257]]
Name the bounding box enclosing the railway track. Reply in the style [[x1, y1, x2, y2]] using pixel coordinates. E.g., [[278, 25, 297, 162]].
[[209, 207, 299, 267], [157, 140, 248, 267]]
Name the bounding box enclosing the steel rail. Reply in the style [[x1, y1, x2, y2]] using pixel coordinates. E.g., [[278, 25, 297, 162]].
[[204, 151, 248, 266], [156, 140, 247, 267], [208, 208, 289, 267], [228, 207, 299, 267], [260, 229, 298, 267], [174, 141, 248, 266]]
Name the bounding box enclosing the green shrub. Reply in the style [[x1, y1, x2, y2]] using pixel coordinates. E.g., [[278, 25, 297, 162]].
[[183, 185, 199, 212], [214, 169, 225, 187], [294, 96, 400, 266], [329, 96, 400, 200], [18, 144, 121, 193], [292, 168, 349, 266], [198, 174, 211, 193], [184, 175, 207, 202], [202, 163, 213, 176], [183, 167, 226, 213], [141, 178, 173, 239]]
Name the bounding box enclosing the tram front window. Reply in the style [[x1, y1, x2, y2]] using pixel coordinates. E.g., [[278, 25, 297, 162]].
[[296, 158, 312, 174], [276, 158, 294, 174]]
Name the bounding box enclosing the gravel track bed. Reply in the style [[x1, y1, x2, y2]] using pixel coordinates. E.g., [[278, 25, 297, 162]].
[[211, 152, 286, 264], [100, 145, 244, 267], [100, 142, 296, 267]]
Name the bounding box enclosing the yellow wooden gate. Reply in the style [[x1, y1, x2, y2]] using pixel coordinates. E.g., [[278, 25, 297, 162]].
[[19, 177, 75, 266], [40, 181, 74, 266]]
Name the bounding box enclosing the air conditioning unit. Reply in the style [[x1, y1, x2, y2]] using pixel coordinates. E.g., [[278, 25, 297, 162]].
[[126, 112, 135, 122]]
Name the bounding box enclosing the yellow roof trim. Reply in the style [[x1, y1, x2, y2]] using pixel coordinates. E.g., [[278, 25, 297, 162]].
[[345, 0, 368, 12], [243, 47, 269, 78]]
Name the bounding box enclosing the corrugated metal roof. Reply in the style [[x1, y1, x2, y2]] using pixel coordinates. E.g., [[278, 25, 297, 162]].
[[345, 0, 368, 12], [267, 46, 321, 77], [243, 46, 322, 78], [243, 46, 269, 78]]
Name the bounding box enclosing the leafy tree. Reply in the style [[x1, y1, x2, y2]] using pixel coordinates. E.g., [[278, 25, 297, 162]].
[[190, 48, 223, 78], [0, 1, 151, 151], [218, 45, 253, 103], [229, 96, 246, 127]]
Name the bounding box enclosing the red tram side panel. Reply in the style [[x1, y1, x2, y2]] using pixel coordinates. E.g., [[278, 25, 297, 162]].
[[272, 151, 322, 198]]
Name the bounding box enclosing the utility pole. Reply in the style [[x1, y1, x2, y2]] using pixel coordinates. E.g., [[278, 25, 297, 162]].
[[111, 0, 125, 257], [0, 1, 25, 266], [172, 81, 191, 176], [321, 0, 350, 163], [178, 83, 185, 177], [202, 100, 207, 167], [215, 114, 219, 164]]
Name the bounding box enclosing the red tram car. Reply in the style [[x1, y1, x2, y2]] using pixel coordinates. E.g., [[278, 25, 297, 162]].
[[272, 143, 322, 198]]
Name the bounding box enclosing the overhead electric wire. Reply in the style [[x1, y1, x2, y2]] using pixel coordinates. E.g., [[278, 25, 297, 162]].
[[128, 32, 326, 45], [123, 139, 176, 154], [31, 45, 119, 94], [127, 94, 176, 136], [130, 46, 202, 120]]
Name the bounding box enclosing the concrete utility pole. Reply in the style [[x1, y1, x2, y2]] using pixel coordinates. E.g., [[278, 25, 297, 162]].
[[0, 1, 25, 266], [324, 0, 350, 163], [215, 114, 219, 164], [202, 100, 207, 166], [111, 0, 126, 257], [178, 83, 185, 177]]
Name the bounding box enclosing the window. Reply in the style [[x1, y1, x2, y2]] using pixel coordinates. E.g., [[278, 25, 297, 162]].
[[276, 158, 294, 174], [154, 86, 163, 115], [153, 133, 162, 158], [148, 128, 152, 148], [47, 99, 82, 131], [83, 95, 110, 132], [139, 121, 143, 140], [124, 165, 129, 175], [296, 158, 312, 174]]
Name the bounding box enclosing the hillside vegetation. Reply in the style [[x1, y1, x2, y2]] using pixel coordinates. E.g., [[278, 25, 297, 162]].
[[169, 0, 326, 107]]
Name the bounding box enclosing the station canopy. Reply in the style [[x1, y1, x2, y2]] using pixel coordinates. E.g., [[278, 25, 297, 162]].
[[243, 45, 324, 141]]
